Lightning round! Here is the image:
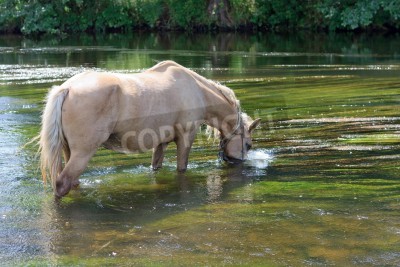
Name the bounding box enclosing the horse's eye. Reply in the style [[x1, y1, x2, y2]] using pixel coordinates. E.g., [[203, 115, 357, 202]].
[[246, 143, 252, 150]]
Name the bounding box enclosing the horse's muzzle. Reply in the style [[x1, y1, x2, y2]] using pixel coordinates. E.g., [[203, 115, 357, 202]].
[[219, 151, 245, 164]]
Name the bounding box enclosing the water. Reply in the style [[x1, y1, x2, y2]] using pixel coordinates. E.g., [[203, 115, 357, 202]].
[[0, 32, 399, 266], [246, 149, 273, 169]]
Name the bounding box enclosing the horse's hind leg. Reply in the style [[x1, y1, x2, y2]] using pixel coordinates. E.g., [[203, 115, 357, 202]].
[[55, 149, 96, 198], [56, 128, 107, 197], [62, 144, 82, 189], [63, 144, 71, 164]]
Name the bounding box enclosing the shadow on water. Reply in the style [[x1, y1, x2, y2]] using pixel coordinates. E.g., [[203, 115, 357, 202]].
[[0, 32, 399, 266]]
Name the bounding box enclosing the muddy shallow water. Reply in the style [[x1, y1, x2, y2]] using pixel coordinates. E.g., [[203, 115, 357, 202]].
[[0, 33, 399, 266]]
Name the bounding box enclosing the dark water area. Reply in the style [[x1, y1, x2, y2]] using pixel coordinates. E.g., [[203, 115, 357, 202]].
[[0, 32, 399, 266]]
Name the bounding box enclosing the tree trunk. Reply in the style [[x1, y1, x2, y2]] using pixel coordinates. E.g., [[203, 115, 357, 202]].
[[207, 0, 233, 28]]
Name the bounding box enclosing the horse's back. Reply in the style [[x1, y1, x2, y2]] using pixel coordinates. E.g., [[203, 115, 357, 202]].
[[60, 63, 206, 147], [61, 61, 200, 102]]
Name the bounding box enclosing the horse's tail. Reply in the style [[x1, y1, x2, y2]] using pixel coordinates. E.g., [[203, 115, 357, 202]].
[[39, 86, 69, 189]]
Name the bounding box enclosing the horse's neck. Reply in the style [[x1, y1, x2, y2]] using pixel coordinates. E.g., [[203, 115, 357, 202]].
[[203, 94, 239, 137], [187, 70, 239, 136]]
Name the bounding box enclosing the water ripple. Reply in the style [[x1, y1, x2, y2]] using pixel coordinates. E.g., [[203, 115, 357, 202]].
[[0, 65, 98, 85]]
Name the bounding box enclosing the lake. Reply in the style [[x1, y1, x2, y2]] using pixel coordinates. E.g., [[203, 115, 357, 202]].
[[0, 32, 399, 266]]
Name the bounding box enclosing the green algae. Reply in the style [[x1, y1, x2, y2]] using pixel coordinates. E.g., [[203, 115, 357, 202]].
[[0, 33, 399, 266]]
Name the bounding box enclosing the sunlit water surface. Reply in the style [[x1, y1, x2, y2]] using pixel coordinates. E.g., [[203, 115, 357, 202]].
[[0, 33, 399, 266]]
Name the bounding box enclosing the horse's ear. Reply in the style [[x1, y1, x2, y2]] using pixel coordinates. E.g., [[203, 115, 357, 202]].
[[249, 118, 261, 132]]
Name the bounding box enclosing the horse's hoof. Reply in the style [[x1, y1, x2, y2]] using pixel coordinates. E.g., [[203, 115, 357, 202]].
[[177, 168, 187, 173], [72, 180, 80, 189], [55, 180, 72, 198]]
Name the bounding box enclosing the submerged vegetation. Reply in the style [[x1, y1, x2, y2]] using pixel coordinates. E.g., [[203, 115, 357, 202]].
[[0, 32, 399, 265], [0, 0, 400, 35]]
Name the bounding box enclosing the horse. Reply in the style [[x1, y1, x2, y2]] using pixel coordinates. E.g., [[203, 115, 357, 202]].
[[39, 60, 261, 198]]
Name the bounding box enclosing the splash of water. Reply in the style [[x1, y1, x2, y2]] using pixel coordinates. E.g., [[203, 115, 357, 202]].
[[246, 149, 274, 169]]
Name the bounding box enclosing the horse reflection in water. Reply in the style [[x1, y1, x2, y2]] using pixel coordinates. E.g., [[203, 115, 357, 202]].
[[41, 167, 256, 258], [39, 61, 260, 198]]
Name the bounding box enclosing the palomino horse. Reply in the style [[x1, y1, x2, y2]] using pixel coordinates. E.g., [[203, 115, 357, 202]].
[[39, 61, 260, 198]]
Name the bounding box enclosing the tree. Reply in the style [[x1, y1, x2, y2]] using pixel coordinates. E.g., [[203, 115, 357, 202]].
[[319, 0, 400, 30], [0, 0, 399, 34], [207, 0, 233, 27]]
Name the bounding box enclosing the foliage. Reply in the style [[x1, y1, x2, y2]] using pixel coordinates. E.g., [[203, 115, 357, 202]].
[[0, 0, 399, 34], [0, 0, 25, 33], [318, 0, 400, 30], [167, 0, 209, 29], [252, 0, 321, 30], [230, 0, 256, 27], [135, 0, 165, 28]]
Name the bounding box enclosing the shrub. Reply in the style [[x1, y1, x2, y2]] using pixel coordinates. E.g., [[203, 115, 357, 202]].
[[167, 0, 209, 29], [0, 0, 399, 34]]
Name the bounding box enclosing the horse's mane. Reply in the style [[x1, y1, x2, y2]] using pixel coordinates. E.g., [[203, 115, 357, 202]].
[[205, 112, 252, 140], [185, 68, 253, 140], [183, 66, 239, 108], [209, 80, 239, 108], [183, 67, 246, 140]]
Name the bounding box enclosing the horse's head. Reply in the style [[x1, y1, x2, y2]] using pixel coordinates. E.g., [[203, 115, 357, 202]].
[[219, 116, 261, 164]]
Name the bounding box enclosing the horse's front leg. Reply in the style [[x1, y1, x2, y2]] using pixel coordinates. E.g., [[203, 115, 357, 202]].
[[152, 142, 168, 170], [175, 129, 197, 172]]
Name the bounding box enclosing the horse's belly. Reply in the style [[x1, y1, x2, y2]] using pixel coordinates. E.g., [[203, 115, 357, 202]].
[[103, 134, 129, 153], [103, 133, 147, 153], [103, 126, 174, 153]]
